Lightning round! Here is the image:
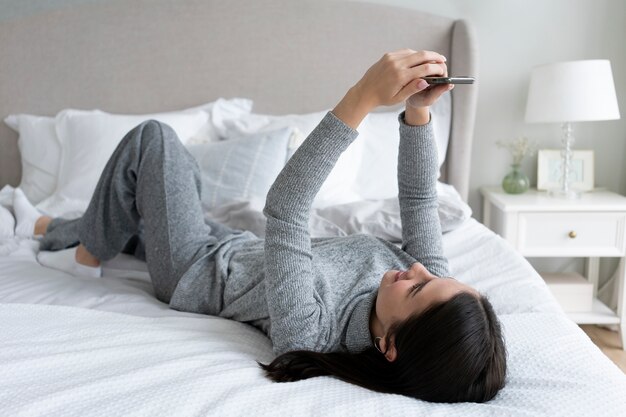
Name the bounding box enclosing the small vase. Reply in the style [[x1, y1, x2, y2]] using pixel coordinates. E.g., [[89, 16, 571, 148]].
[[502, 164, 530, 194]]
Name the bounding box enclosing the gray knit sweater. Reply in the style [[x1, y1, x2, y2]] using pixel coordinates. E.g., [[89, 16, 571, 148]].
[[169, 111, 449, 355]]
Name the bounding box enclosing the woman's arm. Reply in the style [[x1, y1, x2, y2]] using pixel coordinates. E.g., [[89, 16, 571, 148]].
[[263, 50, 448, 354], [263, 111, 358, 354], [397, 84, 454, 277]]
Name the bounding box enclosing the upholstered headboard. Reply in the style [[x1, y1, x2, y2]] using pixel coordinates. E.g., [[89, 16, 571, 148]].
[[0, 0, 478, 201]]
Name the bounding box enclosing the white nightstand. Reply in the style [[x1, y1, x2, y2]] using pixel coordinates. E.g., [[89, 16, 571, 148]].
[[480, 186, 626, 349]]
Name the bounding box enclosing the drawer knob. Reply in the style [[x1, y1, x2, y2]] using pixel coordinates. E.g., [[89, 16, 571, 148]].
[[568, 231, 577, 239]]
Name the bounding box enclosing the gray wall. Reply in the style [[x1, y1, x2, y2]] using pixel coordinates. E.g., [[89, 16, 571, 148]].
[[0, 0, 102, 20], [3, 0, 624, 210]]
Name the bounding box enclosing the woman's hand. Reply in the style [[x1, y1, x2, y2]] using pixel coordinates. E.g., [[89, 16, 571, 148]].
[[404, 72, 453, 126], [404, 81, 453, 126], [405, 83, 453, 109], [332, 49, 448, 129]]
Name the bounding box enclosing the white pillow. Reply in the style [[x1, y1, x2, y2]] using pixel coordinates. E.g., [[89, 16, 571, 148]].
[[186, 127, 293, 211], [4, 98, 252, 212], [354, 93, 451, 200], [4, 115, 59, 204], [221, 96, 451, 206], [314, 181, 472, 238], [203, 181, 471, 239], [34, 99, 252, 216], [204, 198, 348, 239], [221, 109, 328, 140], [185, 98, 255, 144], [222, 110, 364, 208]]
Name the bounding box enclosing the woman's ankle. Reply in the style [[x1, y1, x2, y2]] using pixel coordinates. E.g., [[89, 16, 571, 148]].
[[75, 244, 101, 267], [34, 216, 53, 236]]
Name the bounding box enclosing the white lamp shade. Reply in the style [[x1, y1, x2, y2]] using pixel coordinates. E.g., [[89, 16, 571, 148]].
[[525, 60, 621, 123]]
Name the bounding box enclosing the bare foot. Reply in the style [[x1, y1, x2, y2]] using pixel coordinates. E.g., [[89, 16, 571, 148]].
[[75, 244, 101, 267], [34, 216, 53, 236]]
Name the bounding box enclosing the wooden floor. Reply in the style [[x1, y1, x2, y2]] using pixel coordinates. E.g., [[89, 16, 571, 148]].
[[580, 325, 626, 373]]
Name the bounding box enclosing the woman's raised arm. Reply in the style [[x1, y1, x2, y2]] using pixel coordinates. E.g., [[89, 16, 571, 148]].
[[397, 74, 454, 277], [262, 49, 449, 354]]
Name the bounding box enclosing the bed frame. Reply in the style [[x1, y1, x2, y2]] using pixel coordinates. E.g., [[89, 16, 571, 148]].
[[0, 0, 478, 201]]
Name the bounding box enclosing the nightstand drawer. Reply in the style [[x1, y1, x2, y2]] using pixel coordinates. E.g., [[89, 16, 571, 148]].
[[518, 212, 626, 256]]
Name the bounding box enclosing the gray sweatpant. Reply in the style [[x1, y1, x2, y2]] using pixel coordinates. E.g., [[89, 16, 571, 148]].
[[40, 120, 238, 304]]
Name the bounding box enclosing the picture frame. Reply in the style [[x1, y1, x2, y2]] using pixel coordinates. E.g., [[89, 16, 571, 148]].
[[537, 149, 594, 191]]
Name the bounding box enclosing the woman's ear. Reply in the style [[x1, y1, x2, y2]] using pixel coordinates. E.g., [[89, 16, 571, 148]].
[[379, 336, 398, 362]]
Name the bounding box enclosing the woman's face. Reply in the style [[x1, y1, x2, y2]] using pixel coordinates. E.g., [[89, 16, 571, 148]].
[[374, 262, 479, 332]]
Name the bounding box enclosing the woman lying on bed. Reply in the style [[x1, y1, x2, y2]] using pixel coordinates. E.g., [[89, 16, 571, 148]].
[[15, 49, 506, 403]]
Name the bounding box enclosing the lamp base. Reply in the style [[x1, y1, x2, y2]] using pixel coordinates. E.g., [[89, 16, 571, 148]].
[[547, 187, 581, 199], [547, 122, 581, 200]]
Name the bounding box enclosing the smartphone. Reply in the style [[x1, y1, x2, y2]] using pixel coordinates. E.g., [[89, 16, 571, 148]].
[[422, 76, 475, 85]]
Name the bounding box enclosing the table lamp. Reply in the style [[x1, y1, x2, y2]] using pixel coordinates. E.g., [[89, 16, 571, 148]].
[[525, 59, 620, 198]]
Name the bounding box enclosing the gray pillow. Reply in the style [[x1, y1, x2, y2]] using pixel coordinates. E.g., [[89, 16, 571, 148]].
[[186, 127, 292, 211]]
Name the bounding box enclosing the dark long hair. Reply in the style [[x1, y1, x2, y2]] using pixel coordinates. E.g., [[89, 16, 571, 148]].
[[258, 292, 506, 403]]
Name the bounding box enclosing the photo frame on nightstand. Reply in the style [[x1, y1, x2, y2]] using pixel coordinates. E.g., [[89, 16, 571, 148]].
[[537, 149, 594, 191]]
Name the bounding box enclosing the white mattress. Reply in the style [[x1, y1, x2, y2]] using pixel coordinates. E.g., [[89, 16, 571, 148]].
[[1, 218, 625, 416]]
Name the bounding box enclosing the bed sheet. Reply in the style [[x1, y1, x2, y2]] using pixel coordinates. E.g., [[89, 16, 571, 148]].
[[0, 218, 557, 318], [1, 219, 625, 416]]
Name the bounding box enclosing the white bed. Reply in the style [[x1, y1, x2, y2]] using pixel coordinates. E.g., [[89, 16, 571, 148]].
[[1, 0, 625, 415], [1, 215, 625, 416]]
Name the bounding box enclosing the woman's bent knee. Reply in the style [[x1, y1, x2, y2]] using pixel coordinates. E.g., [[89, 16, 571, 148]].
[[138, 119, 177, 141], [120, 119, 182, 154]]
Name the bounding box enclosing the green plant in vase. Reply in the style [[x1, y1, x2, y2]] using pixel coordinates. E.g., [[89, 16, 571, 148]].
[[496, 137, 537, 194]]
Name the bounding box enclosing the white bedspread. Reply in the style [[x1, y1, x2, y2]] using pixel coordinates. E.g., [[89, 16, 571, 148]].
[[1, 303, 625, 416], [1, 218, 625, 416]]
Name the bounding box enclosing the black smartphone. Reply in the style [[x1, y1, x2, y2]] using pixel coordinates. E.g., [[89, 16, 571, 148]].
[[422, 76, 475, 84]]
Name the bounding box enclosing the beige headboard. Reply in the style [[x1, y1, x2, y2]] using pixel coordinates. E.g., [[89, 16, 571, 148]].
[[0, 0, 478, 201]]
